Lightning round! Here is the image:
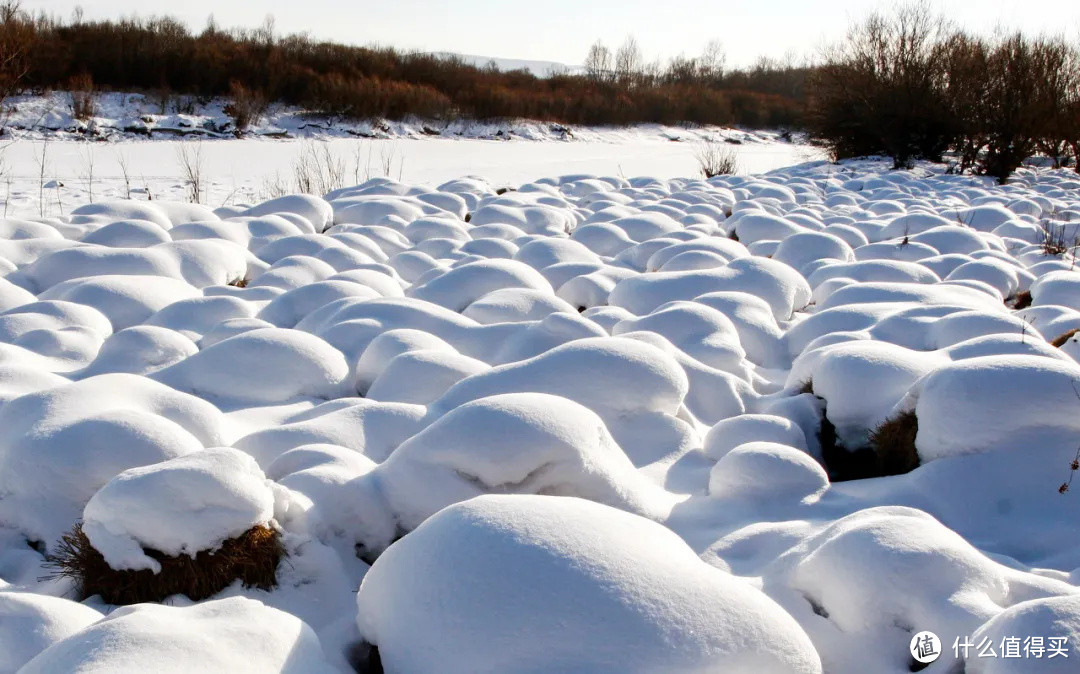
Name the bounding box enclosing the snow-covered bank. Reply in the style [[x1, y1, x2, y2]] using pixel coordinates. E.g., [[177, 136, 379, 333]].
[[2, 92, 794, 144], [1, 156, 1080, 672]]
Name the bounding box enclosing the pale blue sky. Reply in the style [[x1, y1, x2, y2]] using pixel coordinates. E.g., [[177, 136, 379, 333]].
[[22, 1, 1080, 67]]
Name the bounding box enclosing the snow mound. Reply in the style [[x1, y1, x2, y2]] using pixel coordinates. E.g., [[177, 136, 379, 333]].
[[0, 592, 103, 673], [704, 414, 810, 459], [968, 595, 1080, 673], [779, 507, 1073, 673], [82, 448, 278, 572], [356, 494, 822, 674], [153, 327, 353, 403], [709, 442, 829, 502], [0, 374, 225, 547], [904, 355, 1080, 462], [431, 336, 689, 417], [20, 596, 337, 674], [346, 393, 673, 557]]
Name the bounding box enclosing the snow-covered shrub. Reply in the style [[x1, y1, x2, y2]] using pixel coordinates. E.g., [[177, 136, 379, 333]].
[[45, 448, 285, 605]]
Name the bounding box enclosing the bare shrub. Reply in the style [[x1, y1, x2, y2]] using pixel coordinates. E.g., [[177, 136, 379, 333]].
[[45, 522, 284, 605], [293, 140, 345, 195], [695, 142, 739, 178], [115, 148, 131, 199], [34, 136, 47, 216], [1039, 223, 1079, 257], [69, 72, 96, 121], [1012, 289, 1033, 310], [0, 0, 34, 108], [224, 80, 267, 136], [0, 9, 803, 129], [175, 141, 205, 204], [78, 143, 95, 202]]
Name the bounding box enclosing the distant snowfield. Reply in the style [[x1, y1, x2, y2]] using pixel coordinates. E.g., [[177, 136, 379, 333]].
[[0, 135, 821, 219], [0, 91, 820, 218], [4, 136, 1080, 672]]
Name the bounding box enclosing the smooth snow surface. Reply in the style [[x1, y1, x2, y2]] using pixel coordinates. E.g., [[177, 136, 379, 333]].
[[1, 155, 1080, 671], [19, 596, 337, 674], [356, 494, 823, 674]]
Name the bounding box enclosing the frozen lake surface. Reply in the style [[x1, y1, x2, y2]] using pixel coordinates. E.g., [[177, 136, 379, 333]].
[[0, 135, 822, 218]]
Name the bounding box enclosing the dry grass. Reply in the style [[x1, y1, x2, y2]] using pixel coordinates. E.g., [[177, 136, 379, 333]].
[[175, 142, 205, 204], [45, 523, 284, 605], [810, 386, 917, 481], [1051, 328, 1080, 348], [69, 72, 97, 121], [1039, 224, 1073, 256], [868, 410, 920, 476], [695, 142, 739, 178], [227, 277, 249, 288], [1012, 289, 1033, 310]]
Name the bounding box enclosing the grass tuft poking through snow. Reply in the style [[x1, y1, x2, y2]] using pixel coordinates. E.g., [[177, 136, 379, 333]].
[[1011, 289, 1033, 310], [45, 523, 284, 605], [694, 141, 739, 178], [868, 409, 921, 477]]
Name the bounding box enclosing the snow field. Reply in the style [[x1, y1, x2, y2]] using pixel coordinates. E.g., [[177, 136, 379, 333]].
[[0, 157, 1078, 671]]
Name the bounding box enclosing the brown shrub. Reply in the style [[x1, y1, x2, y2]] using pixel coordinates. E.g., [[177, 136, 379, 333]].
[[695, 142, 739, 178], [868, 409, 920, 476], [810, 386, 918, 481], [68, 72, 96, 120], [1012, 289, 1032, 310], [45, 522, 284, 605], [224, 80, 268, 135]]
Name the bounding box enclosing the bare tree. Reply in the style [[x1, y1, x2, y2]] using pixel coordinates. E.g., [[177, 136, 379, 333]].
[[809, 2, 955, 167], [614, 35, 642, 88], [700, 39, 725, 81], [1031, 37, 1080, 169], [584, 40, 612, 82], [255, 14, 275, 46], [0, 1, 34, 110]]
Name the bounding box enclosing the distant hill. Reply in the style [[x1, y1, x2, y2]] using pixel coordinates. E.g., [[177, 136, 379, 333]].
[[434, 53, 583, 78]]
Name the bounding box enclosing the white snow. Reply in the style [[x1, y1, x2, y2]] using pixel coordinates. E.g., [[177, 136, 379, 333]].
[[82, 448, 279, 571], [19, 596, 338, 673], [1, 149, 1079, 671], [356, 494, 823, 673]]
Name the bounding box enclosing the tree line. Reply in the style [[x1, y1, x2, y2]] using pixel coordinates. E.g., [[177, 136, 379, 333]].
[[2, 1, 1074, 182], [808, 2, 1080, 180], [0, 2, 805, 131]]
